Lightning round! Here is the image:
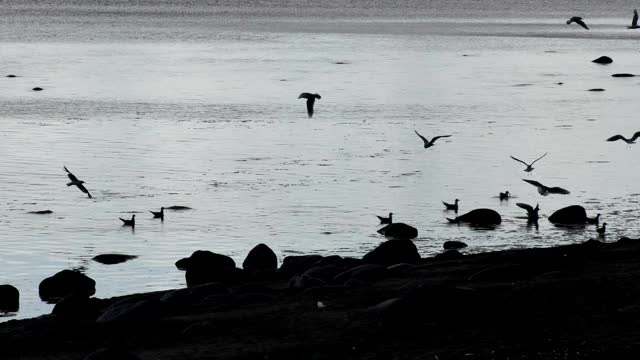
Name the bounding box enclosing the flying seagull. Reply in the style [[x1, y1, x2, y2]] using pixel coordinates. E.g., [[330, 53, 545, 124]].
[[150, 207, 164, 220], [607, 131, 640, 144], [567, 16, 589, 30], [119, 214, 135, 227], [414, 130, 452, 149], [510, 153, 547, 172], [629, 9, 640, 29], [376, 212, 393, 224], [442, 199, 460, 212], [516, 202, 540, 222], [298, 93, 321, 117], [63, 166, 92, 198], [522, 179, 570, 196]]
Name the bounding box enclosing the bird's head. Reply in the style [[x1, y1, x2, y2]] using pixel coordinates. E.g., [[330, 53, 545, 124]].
[[161, 207, 165, 211], [132, 215, 136, 219], [315, 94, 321, 99], [455, 199, 460, 203], [535, 203, 540, 211]]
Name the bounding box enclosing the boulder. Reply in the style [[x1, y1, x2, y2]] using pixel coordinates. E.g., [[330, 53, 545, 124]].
[[52, 294, 101, 320], [548, 205, 588, 224], [92, 254, 137, 265], [376, 223, 418, 240], [176, 250, 241, 286], [97, 297, 166, 323], [160, 283, 230, 308], [242, 244, 277, 274], [447, 209, 501, 226], [278, 255, 324, 278], [592, 56, 613, 64], [443, 241, 467, 250], [363, 239, 420, 266], [0, 285, 19, 312], [288, 275, 327, 289], [39, 270, 96, 302]]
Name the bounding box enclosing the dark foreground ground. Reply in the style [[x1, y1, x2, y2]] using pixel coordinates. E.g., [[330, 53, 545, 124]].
[[3, 237, 640, 360]]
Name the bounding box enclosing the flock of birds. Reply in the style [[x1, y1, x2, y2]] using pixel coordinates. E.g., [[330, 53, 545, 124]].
[[566, 9, 640, 30]]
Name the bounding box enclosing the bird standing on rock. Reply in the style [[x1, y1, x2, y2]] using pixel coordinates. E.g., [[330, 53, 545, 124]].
[[63, 166, 92, 198], [298, 93, 321, 117], [597, 222, 607, 237]]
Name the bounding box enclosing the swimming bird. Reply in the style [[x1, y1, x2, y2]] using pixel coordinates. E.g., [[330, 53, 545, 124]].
[[516, 202, 540, 222], [566, 16, 589, 30], [443, 199, 460, 212], [587, 213, 601, 225], [509, 153, 547, 172], [376, 212, 393, 224], [298, 93, 321, 117], [606, 131, 640, 144], [63, 166, 92, 198], [150, 207, 164, 220], [119, 214, 135, 227], [499, 191, 510, 200], [597, 222, 607, 237], [414, 130, 452, 149], [522, 179, 570, 196], [629, 9, 640, 29]]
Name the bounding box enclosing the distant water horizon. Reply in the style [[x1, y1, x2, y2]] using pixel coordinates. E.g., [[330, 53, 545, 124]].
[[2, 0, 640, 320]]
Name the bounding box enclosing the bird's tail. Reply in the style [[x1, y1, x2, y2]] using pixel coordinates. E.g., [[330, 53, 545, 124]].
[[119, 218, 126, 223], [87, 192, 92, 199]]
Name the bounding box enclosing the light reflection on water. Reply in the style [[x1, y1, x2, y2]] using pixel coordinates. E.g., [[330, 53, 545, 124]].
[[2, 5, 640, 319]]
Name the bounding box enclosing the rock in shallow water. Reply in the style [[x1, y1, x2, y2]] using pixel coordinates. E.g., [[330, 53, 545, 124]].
[[447, 208, 501, 226], [612, 73, 635, 77], [376, 223, 418, 240], [177, 250, 243, 286], [39, 270, 95, 303], [0, 285, 19, 313], [443, 240, 468, 250], [548, 205, 587, 225], [92, 254, 138, 265], [592, 56, 613, 64], [363, 239, 420, 266]]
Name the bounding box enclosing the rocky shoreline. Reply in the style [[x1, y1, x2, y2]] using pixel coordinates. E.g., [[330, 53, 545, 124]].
[[3, 237, 640, 359]]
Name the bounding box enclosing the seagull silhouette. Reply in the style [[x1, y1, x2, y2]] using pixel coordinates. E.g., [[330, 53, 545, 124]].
[[629, 9, 640, 29], [298, 93, 321, 117], [523, 179, 570, 196], [442, 199, 459, 212], [597, 222, 607, 237], [499, 191, 510, 200], [119, 214, 135, 227], [414, 130, 451, 149], [587, 213, 601, 225], [516, 202, 540, 222], [63, 166, 92, 198], [567, 16, 589, 30], [150, 207, 164, 220], [376, 212, 393, 224], [607, 131, 640, 144], [510, 153, 547, 172]]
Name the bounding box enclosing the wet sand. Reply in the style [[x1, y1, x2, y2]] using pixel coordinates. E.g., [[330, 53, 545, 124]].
[[3, 238, 640, 359]]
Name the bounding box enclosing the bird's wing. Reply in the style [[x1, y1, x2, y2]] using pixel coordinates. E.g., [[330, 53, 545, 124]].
[[523, 179, 544, 188], [63, 166, 79, 182], [631, 131, 640, 142], [76, 182, 91, 195], [298, 92, 312, 99], [516, 202, 534, 212], [431, 135, 452, 143], [549, 187, 570, 194], [575, 18, 589, 29], [306, 98, 315, 117], [414, 130, 429, 144], [376, 215, 385, 221], [510, 156, 529, 166], [606, 135, 625, 142], [530, 152, 548, 165]]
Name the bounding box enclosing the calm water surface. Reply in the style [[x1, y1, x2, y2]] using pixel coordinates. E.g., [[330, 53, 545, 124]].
[[2, 0, 640, 319]]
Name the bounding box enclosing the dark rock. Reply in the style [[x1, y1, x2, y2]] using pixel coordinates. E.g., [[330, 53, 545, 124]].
[[588, 88, 605, 92], [278, 255, 323, 278], [97, 297, 166, 323], [434, 249, 464, 261], [160, 283, 230, 307], [468, 263, 537, 282], [32, 87, 43, 91], [443, 240, 468, 250], [592, 56, 613, 64], [52, 294, 101, 320], [386, 263, 416, 275], [39, 270, 96, 303], [363, 239, 420, 266], [242, 243, 277, 274], [0, 285, 19, 312], [612, 73, 635, 77], [618, 236, 640, 245], [289, 275, 327, 289], [84, 348, 141, 360], [548, 205, 588, 225], [27, 210, 53, 214], [376, 223, 418, 240], [333, 264, 387, 284], [92, 254, 137, 265], [165, 205, 192, 210], [447, 208, 502, 226], [176, 250, 241, 286], [302, 263, 349, 282], [6, 74, 17, 78]]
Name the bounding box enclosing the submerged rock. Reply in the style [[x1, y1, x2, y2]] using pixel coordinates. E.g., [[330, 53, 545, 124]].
[[27, 210, 53, 214], [588, 88, 605, 92], [447, 209, 502, 226], [32, 87, 43, 91], [6, 74, 17, 78], [165, 205, 192, 210], [0, 285, 19, 313], [363, 239, 420, 266], [376, 223, 418, 240], [92, 254, 138, 265], [443, 241, 468, 250], [39, 270, 96, 302], [548, 205, 588, 225], [612, 73, 635, 77], [592, 56, 613, 64]]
